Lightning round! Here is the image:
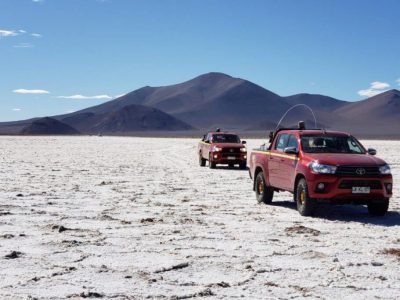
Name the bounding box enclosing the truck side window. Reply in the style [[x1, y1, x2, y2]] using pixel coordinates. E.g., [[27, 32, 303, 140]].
[[287, 135, 299, 151], [275, 134, 289, 151]]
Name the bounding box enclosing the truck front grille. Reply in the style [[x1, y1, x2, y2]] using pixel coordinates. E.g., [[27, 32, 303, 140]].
[[338, 180, 382, 189], [221, 148, 241, 154], [336, 165, 380, 177]]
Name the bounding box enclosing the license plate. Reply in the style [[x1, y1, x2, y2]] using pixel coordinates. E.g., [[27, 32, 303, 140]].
[[227, 156, 236, 160], [352, 187, 370, 194]]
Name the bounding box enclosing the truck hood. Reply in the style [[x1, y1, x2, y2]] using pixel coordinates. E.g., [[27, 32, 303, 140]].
[[305, 153, 387, 166], [212, 143, 245, 148]]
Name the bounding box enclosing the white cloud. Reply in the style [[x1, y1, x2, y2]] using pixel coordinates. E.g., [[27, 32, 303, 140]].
[[0, 30, 18, 37], [357, 89, 383, 97], [57, 94, 112, 100], [358, 81, 390, 98], [370, 81, 390, 90], [59, 93, 125, 100], [12, 108, 22, 111], [396, 79, 400, 85], [13, 89, 50, 94], [32, 0, 44, 2], [1, 29, 42, 45], [13, 43, 34, 48]]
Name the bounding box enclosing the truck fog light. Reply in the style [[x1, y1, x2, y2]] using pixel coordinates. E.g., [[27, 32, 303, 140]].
[[213, 155, 218, 159], [244, 155, 247, 159], [385, 183, 393, 193], [316, 182, 326, 192]]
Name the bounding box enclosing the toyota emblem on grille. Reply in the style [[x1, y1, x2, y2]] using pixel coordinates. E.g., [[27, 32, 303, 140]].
[[356, 168, 366, 175]]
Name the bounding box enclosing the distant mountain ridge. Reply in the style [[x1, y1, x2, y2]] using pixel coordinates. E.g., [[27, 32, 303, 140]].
[[0, 72, 399, 137]]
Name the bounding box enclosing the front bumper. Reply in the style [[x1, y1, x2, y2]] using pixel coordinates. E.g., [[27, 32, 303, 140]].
[[307, 174, 393, 203], [210, 152, 247, 165]]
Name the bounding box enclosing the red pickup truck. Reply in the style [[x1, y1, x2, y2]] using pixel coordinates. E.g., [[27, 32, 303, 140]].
[[198, 131, 247, 169], [249, 126, 393, 216]]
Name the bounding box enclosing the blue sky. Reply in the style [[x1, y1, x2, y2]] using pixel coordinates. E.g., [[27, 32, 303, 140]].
[[1, 0, 399, 122]]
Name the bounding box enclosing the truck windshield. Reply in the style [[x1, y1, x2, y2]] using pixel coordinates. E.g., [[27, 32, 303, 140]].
[[301, 136, 366, 154], [212, 134, 240, 143]]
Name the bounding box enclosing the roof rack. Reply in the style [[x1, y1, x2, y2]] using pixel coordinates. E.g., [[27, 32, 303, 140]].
[[268, 121, 323, 147]]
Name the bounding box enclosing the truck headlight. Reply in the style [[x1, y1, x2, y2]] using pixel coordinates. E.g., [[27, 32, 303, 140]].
[[309, 161, 337, 174], [212, 146, 222, 152], [240, 147, 247, 153], [379, 164, 391, 175]]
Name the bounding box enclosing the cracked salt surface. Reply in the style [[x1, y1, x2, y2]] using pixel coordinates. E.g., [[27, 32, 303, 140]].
[[0, 136, 399, 299]]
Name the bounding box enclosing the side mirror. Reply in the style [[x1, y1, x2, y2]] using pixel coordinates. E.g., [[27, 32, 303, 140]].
[[242, 140, 247, 144], [284, 147, 298, 155], [367, 148, 376, 155]]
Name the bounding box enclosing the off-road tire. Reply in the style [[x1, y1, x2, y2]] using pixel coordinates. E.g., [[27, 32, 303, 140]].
[[209, 154, 216, 169], [296, 178, 315, 216], [239, 163, 247, 170], [199, 152, 206, 167], [255, 172, 273, 204], [368, 200, 389, 216]]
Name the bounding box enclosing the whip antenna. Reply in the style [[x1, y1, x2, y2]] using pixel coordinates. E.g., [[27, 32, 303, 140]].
[[274, 104, 317, 130]]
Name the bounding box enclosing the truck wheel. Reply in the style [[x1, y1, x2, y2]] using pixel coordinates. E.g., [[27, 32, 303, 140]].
[[296, 178, 315, 216], [255, 172, 273, 204], [199, 152, 206, 167], [367, 200, 389, 216], [239, 163, 247, 170], [209, 154, 216, 169]]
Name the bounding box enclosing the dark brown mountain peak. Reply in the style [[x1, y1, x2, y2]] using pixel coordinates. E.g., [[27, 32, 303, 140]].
[[88, 104, 193, 133], [193, 72, 234, 80], [385, 89, 400, 95], [21, 117, 80, 135], [362, 88, 400, 104], [183, 72, 243, 88], [382, 89, 400, 98]]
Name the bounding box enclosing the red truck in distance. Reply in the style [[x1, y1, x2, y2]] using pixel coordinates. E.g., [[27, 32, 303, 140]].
[[198, 131, 247, 169], [249, 124, 393, 216]]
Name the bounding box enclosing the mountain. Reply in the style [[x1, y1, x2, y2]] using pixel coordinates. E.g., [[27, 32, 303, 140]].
[[86, 104, 193, 133], [60, 73, 246, 117], [172, 77, 289, 129], [59, 104, 193, 133], [335, 89, 400, 121], [1, 72, 400, 137], [332, 89, 400, 137], [72, 72, 290, 129], [0, 118, 38, 135], [119, 72, 248, 114], [20, 117, 80, 135]]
